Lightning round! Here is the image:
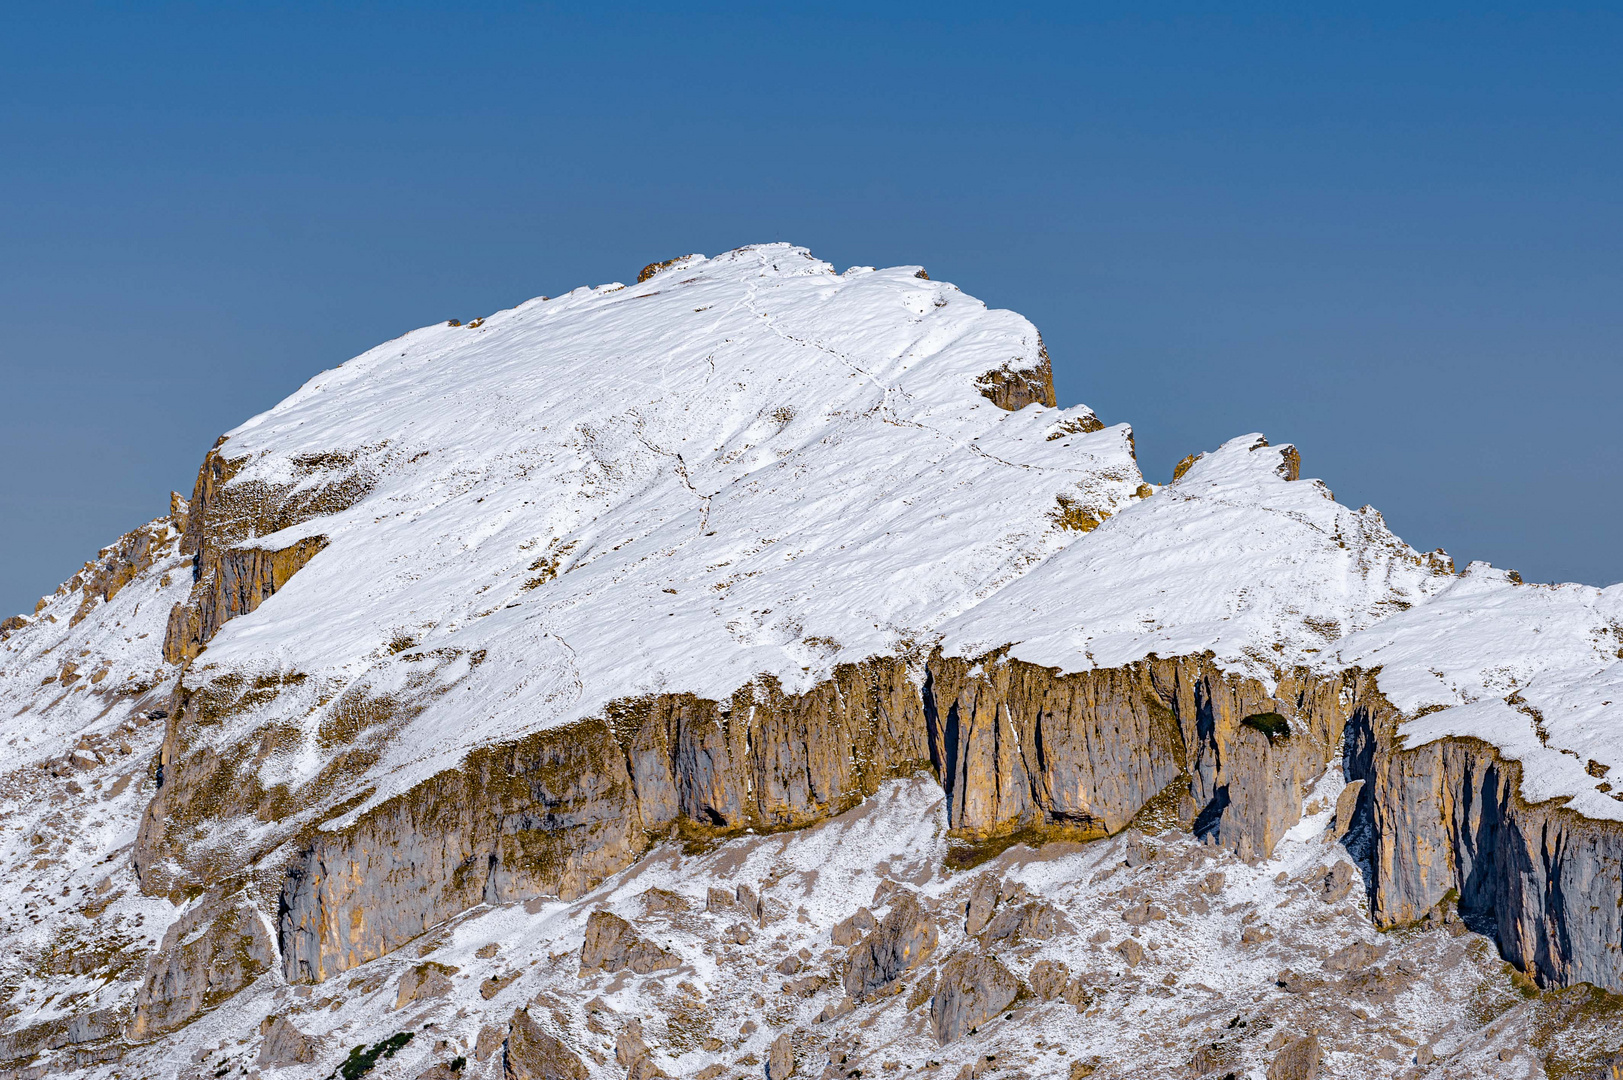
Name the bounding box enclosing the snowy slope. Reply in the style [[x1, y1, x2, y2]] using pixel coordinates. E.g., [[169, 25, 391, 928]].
[[1333, 565, 1623, 819], [938, 433, 1455, 684], [183, 244, 1145, 816]]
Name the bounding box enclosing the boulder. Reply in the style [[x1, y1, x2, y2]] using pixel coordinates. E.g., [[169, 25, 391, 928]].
[[981, 900, 1070, 943], [843, 892, 938, 1001], [503, 1008, 588, 1080], [736, 884, 764, 923], [964, 874, 1000, 935], [1027, 960, 1069, 1002], [930, 954, 1019, 1045], [579, 911, 678, 975], [396, 963, 458, 1009], [1331, 780, 1363, 839], [256, 1017, 314, 1066], [615, 1020, 667, 1078], [1322, 941, 1384, 973], [831, 908, 876, 946], [1266, 1035, 1321, 1080], [1320, 862, 1357, 904], [767, 1031, 795, 1079]]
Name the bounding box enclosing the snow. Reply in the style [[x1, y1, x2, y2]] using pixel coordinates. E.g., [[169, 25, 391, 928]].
[[1332, 564, 1623, 819], [1, 240, 1619, 1077], [185, 244, 1146, 816], [938, 433, 1454, 685]]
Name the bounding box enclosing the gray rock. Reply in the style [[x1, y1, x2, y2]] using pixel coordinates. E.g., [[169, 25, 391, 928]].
[[736, 883, 764, 924], [1123, 830, 1152, 868], [129, 898, 277, 1040], [395, 963, 457, 1009], [843, 892, 938, 1001], [1321, 862, 1357, 905], [579, 911, 678, 975], [503, 1008, 587, 1080], [815, 997, 855, 1024], [1331, 779, 1363, 839], [930, 954, 1019, 1045], [1115, 939, 1145, 967], [964, 874, 1000, 935], [831, 908, 875, 947], [1322, 941, 1384, 973], [981, 899, 1070, 943], [767, 1031, 795, 1079], [255, 1017, 314, 1066], [1265, 1035, 1321, 1080], [615, 1020, 649, 1068], [1027, 960, 1069, 1001], [1120, 900, 1154, 926]]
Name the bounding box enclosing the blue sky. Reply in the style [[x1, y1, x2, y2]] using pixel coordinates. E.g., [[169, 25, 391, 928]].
[[2, 3, 1620, 615]]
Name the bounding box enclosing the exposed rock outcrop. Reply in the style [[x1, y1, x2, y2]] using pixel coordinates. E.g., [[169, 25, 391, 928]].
[[1367, 727, 1623, 990], [578, 911, 678, 976], [161, 439, 371, 663], [162, 534, 328, 664], [930, 954, 1019, 1045], [256, 1017, 315, 1067], [503, 1008, 587, 1080], [974, 338, 1057, 411], [127, 899, 276, 1040], [842, 891, 938, 1002], [925, 653, 1354, 860], [279, 719, 642, 983]]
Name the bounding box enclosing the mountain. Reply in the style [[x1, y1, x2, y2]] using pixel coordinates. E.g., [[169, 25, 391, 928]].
[[3, 244, 1621, 1080]]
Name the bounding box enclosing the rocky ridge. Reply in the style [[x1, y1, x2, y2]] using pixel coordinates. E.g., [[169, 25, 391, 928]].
[[1, 244, 1620, 1079]]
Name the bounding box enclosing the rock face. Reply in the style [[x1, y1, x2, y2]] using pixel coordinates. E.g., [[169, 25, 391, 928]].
[[127, 899, 276, 1040], [1266, 1035, 1322, 1080], [767, 1031, 795, 1080], [12, 243, 1623, 1080], [279, 719, 645, 983], [1367, 726, 1623, 989], [255, 1017, 314, 1066], [161, 440, 366, 664], [843, 892, 939, 1001], [925, 654, 1354, 860], [577, 911, 678, 976], [395, 963, 457, 1009], [973, 338, 1057, 411], [930, 954, 1019, 1045], [277, 660, 929, 984], [503, 1008, 587, 1080]]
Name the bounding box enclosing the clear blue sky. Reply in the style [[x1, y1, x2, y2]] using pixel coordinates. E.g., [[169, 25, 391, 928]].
[[3, 3, 1620, 616]]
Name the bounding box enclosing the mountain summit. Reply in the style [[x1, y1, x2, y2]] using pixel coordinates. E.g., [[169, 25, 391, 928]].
[[3, 245, 1621, 1079]]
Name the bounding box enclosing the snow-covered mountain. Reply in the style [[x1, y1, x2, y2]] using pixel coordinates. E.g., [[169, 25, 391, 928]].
[[2, 244, 1620, 1080]]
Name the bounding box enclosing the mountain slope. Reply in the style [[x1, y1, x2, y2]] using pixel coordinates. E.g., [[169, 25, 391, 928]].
[[2, 244, 1621, 1080]]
